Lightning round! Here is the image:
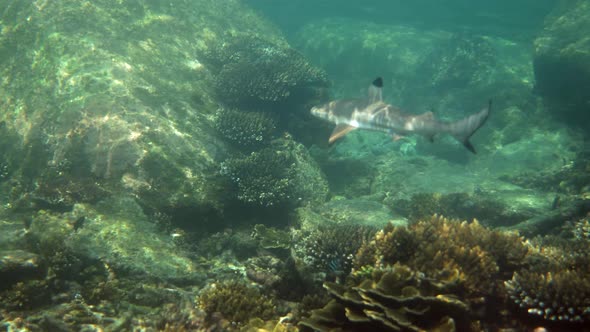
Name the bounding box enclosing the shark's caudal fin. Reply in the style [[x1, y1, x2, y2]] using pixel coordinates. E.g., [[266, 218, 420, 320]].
[[450, 100, 492, 154], [368, 77, 383, 103]]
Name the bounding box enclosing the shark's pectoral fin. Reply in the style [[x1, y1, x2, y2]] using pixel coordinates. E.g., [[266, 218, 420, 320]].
[[392, 134, 405, 141], [329, 124, 356, 144]]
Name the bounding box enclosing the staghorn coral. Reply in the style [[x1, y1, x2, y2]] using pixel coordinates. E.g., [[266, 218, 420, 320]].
[[213, 108, 277, 150], [202, 34, 328, 109], [197, 280, 277, 326], [505, 270, 590, 324], [299, 263, 473, 332]]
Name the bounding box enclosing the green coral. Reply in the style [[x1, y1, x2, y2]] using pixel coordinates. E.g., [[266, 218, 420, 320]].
[[220, 137, 328, 208], [202, 34, 328, 109], [197, 280, 276, 325], [213, 108, 277, 150]]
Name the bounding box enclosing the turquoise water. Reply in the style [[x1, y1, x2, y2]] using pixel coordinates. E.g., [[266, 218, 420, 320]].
[[0, 1, 589, 331]]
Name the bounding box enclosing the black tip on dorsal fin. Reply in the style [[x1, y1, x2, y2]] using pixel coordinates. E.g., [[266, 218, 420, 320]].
[[372, 77, 383, 88]]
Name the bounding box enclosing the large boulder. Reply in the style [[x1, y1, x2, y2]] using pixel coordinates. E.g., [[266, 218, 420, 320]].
[[533, 0, 590, 126], [0, 0, 324, 219]]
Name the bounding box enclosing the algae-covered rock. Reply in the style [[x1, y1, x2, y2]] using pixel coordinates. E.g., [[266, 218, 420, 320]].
[[0, 0, 286, 214], [316, 198, 405, 227], [0, 250, 47, 289], [533, 0, 590, 126], [27, 196, 200, 283]]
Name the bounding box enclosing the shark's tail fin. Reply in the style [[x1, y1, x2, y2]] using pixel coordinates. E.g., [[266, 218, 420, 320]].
[[450, 100, 491, 154]]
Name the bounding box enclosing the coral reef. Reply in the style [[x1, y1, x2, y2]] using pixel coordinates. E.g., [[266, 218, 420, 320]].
[[300, 263, 473, 332], [213, 108, 278, 150], [354, 216, 529, 300], [220, 137, 328, 208], [573, 214, 590, 241], [505, 269, 590, 324], [502, 233, 590, 328], [292, 222, 377, 277], [202, 34, 328, 109], [197, 280, 277, 327]]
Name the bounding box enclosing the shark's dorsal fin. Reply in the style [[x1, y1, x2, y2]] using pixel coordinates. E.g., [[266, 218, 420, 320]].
[[368, 77, 383, 104], [329, 124, 356, 144]]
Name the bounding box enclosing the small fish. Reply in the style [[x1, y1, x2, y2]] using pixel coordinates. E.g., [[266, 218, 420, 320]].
[[311, 77, 491, 153]]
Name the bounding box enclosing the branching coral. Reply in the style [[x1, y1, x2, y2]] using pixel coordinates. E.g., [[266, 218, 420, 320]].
[[202, 34, 328, 109], [197, 280, 276, 326], [572, 214, 590, 241], [354, 215, 529, 300], [213, 108, 277, 150], [293, 222, 377, 277], [219, 138, 328, 208], [504, 234, 590, 327], [505, 270, 590, 324]]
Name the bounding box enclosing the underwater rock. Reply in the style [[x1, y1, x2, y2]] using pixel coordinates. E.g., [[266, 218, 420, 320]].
[[25, 197, 201, 284], [316, 198, 405, 227], [504, 198, 590, 237], [0, 250, 47, 289], [533, 0, 590, 126], [0, 0, 289, 216]]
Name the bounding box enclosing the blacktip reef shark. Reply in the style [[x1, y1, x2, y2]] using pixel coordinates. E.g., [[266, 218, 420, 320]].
[[310, 77, 491, 153]]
